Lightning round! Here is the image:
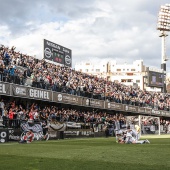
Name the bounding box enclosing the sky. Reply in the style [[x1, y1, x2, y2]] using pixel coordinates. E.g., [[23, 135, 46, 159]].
[[0, 0, 170, 70]]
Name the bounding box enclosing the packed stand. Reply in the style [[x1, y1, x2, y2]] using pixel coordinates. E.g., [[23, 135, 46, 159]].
[[0, 98, 126, 130], [1, 44, 170, 110]]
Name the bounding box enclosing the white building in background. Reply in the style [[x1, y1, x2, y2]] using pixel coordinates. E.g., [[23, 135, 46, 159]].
[[75, 60, 162, 92], [75, 60, 108, 78], [108, 60, 145, 89]]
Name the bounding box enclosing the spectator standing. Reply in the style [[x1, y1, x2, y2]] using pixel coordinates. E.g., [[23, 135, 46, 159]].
[[29, 109, 34, 120], [2, 107, 8, 127], [20, 109, 27, 121], [8, 108, 14, 128], [40, 109, 47, 121], [0, 99, 5, 118], [0, 63, 4, 81], [3, 65, 9, 82]]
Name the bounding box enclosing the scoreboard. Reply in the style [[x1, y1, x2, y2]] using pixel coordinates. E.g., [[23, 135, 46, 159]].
[[146, 67, 164, 88], [43, 39, 72, 67], [53, 49, 64, 64]]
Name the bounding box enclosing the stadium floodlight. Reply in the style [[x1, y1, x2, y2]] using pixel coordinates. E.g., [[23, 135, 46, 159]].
[[157, 4, 170, 93]]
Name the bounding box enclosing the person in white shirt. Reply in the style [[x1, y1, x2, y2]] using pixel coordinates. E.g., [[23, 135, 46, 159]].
[[0, 99, 5, 118], [117, 127, 150, 144]]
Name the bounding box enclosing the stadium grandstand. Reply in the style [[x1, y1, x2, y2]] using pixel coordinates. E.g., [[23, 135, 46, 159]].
[[0, 44, 170, 110], [0, 44, 170, 143]]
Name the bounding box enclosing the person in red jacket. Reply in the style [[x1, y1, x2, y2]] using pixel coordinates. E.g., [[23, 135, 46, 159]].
[[8, 108, 15, 128], [28, 109, 34, 120]]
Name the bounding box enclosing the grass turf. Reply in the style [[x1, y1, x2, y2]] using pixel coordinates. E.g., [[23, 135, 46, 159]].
[[0, 136, 170, 170]]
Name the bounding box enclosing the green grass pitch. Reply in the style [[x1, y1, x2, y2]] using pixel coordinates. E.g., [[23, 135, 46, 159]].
[[0, 135, 170, 170]]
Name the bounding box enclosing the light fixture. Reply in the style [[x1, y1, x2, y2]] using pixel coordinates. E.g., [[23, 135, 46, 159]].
[[157, 4, 170, 93]]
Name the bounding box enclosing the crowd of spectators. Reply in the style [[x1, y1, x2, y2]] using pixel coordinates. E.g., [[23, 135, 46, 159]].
[[140, 116, 170, 134], [0, 97, 170, 134], [0, 98, 126, 130], [1, 44, 170, 111], [124, 115, 170, 134]]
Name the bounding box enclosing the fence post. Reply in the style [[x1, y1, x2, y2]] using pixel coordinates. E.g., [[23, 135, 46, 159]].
[[158, 117, 160, 135]]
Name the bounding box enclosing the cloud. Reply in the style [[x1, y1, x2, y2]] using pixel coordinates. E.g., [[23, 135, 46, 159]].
[[0, 0, 170, 70]]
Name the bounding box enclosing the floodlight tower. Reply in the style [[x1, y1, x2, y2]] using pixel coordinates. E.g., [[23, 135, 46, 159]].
[[157, 4, 170, 93]]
